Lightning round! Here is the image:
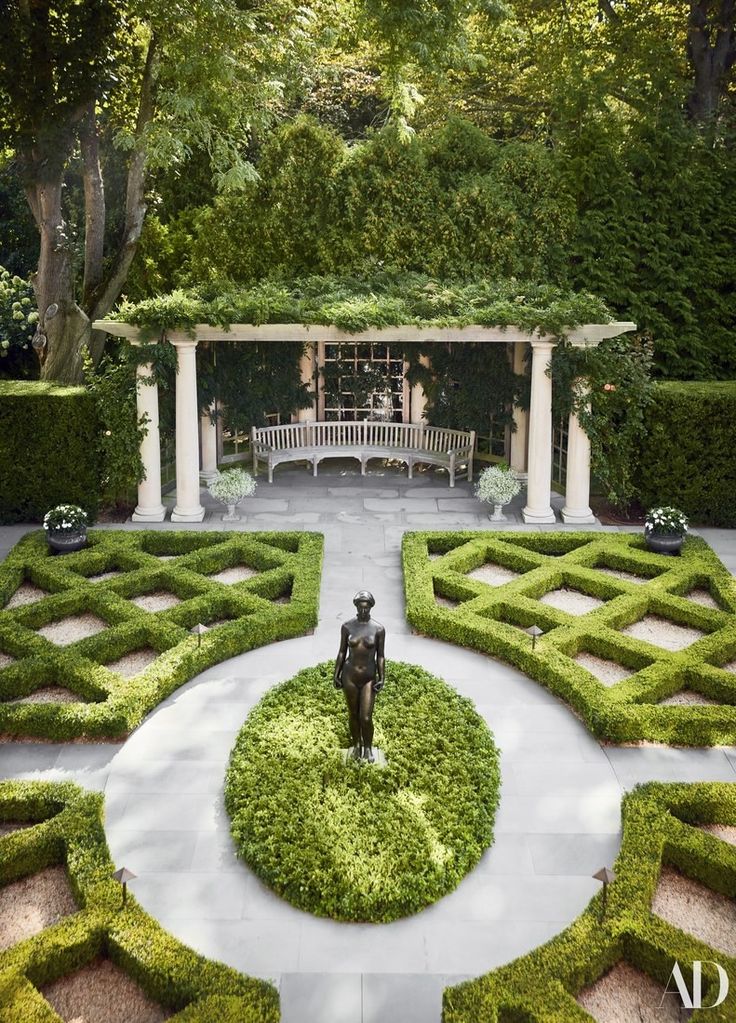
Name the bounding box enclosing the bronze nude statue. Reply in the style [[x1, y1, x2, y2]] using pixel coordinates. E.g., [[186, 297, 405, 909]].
[[333, 590, 386, 763]]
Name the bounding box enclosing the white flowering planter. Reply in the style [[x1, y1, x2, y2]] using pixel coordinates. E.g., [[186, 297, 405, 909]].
[[207, 468, 256, 525], [476, 465, 522, 523], [46, 527, 88, 554]]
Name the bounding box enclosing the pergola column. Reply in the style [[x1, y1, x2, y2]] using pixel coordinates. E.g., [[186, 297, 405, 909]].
[[562, 378, 596, 524], [170, 337, 205, 522], [522, 340, 556, 524], [509, 341, 529, 475], [131, 353, 166, 523], [200, 404, 218, 482]]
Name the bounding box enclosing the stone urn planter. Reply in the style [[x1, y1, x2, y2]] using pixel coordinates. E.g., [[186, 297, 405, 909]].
[[643, 507, 688, 556], [43, 505, 89, 555], [207, 468, 257, 523], [644, 529, 684, 556], [475, 464, 522, 523]]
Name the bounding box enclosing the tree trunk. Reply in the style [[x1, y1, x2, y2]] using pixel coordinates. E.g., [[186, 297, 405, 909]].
[[32, 176, 88, 384], [686, 0, 736, 123]]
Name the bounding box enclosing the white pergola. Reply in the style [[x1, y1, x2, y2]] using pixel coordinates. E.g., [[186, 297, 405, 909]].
[[94, 320, 636, 525]]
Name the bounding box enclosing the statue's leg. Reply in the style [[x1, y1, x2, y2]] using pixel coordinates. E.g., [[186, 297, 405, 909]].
[[359, 683, 376, 759], [343, 677, 362, 750]]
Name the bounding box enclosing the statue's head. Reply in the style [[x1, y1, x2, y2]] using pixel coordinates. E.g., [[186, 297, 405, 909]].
[[353, 590, 375, 614]]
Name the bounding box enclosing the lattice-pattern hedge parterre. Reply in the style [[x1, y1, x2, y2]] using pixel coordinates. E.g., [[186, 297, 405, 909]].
[[444, 782, 736, 1021], [0, 781, 279, 1022], [0, 529, 322, 741], [403, 531, 736, 745]]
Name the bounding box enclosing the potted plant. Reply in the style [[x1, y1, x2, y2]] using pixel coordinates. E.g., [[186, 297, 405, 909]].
[[43, 504, 88, 554], [208, 468, 257, 522], [475, 463, 523, 521], [644, 506, 688, 555]]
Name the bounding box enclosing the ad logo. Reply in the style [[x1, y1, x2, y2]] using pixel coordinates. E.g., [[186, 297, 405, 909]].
[[660, 961, 730, 1010]]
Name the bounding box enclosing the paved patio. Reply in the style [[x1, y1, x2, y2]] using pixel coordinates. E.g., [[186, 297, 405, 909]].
[[1, 462, 736, 1023]]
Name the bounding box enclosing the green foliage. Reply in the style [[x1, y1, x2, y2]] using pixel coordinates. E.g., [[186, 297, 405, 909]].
[[197, 339, 312, 434], [550, 334, 654, 511], [225, 660, 499, 922], [0, 382, 102, 525], [116, 272, 612, 335], [444, 781, 736, 1021], [406, 340, 528, 438], [84, 350, 146, 504], [0, 781, 279, 1021], [0, 267, 38, 380], [638, 382, 736, 527], [0, 529, 322, 740], [403, 530, 736, 746]]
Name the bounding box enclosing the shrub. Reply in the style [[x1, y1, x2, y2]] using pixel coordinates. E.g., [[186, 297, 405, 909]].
[[403, 530, 736, 746], [0, 781, 279, 1021], [0, 528, 322, 740], [638, 382, 736, 527], [0, 382, 102, 524], [225, 660, 500, 922], [444, 781, 736, 1021]]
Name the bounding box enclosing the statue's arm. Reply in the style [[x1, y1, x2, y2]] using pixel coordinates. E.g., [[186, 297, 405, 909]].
[[374, 626, 386, 691], [333, 624, 348, 688]]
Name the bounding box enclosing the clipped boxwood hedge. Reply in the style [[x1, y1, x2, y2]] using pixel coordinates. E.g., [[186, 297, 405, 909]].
[[444, 781, 736, 1021], [0, 382, 102, 525], [0, 781, 278, 1022], [0, 528, 322, 740], [638, 381, 736, 528], [225, 660, 500, 923], [403, 530, 736, 746]]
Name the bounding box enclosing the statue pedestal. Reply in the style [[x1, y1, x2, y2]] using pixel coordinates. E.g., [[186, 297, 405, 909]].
[[342, 747, 387, 768]]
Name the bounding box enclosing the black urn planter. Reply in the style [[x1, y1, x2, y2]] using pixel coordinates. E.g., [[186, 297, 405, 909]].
[[46, 527, 88, 555], [644, 529, 684, 556]]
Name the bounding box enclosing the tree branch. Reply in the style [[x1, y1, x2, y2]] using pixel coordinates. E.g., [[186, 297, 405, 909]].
[[88, 32, 159, 330], [80, 101, 106, 309], [597, 0, 620, 25]]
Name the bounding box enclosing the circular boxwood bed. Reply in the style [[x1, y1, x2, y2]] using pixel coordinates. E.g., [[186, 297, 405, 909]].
[[225, 660, 500, 922]]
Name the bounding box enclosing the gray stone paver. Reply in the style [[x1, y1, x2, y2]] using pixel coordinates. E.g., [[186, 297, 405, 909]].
[[1, 464, 735, 1023]]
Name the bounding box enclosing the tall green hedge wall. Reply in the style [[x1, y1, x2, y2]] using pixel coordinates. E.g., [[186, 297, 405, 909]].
[[0, 381, 102, 524], [638, 381, 736, 527]]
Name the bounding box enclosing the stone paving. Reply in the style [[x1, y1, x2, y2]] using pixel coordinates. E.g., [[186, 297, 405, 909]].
[[1, 461, 736, 1023]]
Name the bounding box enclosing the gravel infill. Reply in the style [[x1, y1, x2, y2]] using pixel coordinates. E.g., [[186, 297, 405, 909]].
[[208, 564, 257, 584], [700, 824, 736, 846], [0, 822, 31, 836], [157, 555, 177, 561], [88, 570, 122, 583], [575, 652, 633, 686], [621, 615, 705, 652], [435, 595, 459, 610], [686, 588, 721, 609], [37, 614, 107, 646], [652, 865, 736, 958], [594, 566, 649, 585], [131, 591, 181, 612], [576, 961, 684, 1022], [104, 648, 158, 678], [5, 583, 47, 608], [0, 865, 78, 950], [539, 588, 604, 615], [8, 686, 81, 704], [722, 659, 736, 673], [659, 691, 720, 706], [41, 958, 170, 1023], [0, 653, 14, 669], [467, 562, 520, 586]]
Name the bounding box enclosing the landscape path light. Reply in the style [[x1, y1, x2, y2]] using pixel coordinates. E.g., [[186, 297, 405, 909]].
[[190, 622, 210, 649], [112, 866, 137, 908], [592, 866, 616, 921], [527, 624, 544, 650]]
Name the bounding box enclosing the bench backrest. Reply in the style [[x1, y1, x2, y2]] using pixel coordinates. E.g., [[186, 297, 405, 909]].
[[251, 421, 474, 450]]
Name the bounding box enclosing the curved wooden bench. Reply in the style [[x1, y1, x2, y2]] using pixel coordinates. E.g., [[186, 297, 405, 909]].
[[251, 422, 475, 487]]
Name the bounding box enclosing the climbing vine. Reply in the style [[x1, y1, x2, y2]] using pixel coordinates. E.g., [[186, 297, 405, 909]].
[[550, 335, 654, 511]]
